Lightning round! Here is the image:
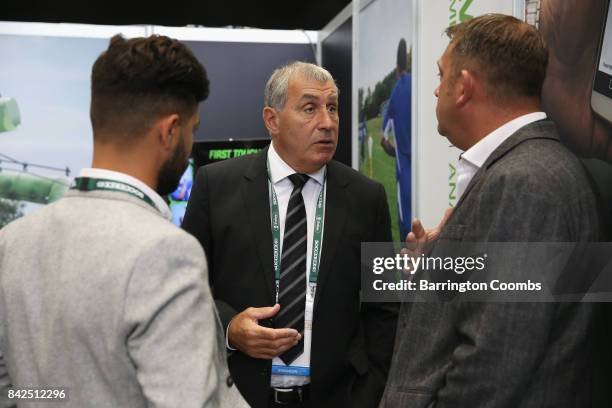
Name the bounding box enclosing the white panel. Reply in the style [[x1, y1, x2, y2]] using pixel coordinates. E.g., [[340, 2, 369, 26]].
[[411, 0, 420, 226], [0, 21, 318, 44], [414, 0, 515, 227], [352, 0, 360, 170], [0, 21, 146, 38], [151, 26, 318, 44], [514, 0, 526, 19]]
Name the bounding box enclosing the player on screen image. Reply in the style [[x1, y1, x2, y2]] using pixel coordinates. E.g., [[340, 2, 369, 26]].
[[380, 38, 412, 240], [359, 120, 367, 163], [170, 162, 194, 202]]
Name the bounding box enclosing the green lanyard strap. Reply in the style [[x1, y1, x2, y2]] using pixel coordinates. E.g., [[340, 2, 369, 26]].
[[71, 177, 157, 210], [268, 164, 326, 293]]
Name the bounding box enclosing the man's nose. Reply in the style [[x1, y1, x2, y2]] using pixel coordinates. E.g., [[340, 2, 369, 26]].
[[318, 108, 336, 130]]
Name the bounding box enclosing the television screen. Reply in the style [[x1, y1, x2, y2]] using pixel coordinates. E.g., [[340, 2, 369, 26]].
[[168, 159, 195, 227], [168, 139, 270, 226]]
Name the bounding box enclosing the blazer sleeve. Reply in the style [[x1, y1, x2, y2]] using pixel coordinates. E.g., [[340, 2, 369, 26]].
[[124, 233, 222, 408], [182, 166, 238, 330], [0, 349, 14, 408], [353, 183, 399, 408], [0, 231, 15, 408], [0, 316, 15, 408]]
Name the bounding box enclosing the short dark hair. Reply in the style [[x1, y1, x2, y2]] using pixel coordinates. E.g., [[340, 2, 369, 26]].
[[445, 13, 548, 101], [91, 34, 209, 142], [397, 38, 408, 72]]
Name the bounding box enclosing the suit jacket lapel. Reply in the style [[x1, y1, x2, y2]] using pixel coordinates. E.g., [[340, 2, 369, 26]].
[[314, 161, 348, 312], [454, 120, 559, 210], [242, 147, 276, 304]]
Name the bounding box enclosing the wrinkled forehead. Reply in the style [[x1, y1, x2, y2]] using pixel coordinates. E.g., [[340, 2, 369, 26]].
[[288, 73, 338, 98]]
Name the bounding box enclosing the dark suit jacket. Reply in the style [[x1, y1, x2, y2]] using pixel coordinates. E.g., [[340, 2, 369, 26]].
[[182, 147, 398, 408], [380, 120, 604, 407]]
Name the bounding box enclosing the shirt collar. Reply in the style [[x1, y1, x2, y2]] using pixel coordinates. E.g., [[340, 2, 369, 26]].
[[267, 143, 326, 186], [461, 111, 547, 169], [78, 168, 172, 220]]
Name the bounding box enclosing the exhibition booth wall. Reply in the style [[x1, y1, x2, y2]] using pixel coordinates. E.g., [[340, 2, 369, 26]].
[[0, 22, 317, 225], [2, 0, 612, 239], [350, 0, 612, 240]]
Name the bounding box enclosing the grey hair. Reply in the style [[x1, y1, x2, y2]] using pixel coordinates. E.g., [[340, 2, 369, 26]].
[[264, 61, 336, 111]]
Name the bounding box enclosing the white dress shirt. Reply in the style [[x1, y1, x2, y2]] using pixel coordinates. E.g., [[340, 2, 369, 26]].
[[224, 144, 325, 387], [268, 143, 325, 387], [79, 168, 172, 220], [456, 112, 547, 199]]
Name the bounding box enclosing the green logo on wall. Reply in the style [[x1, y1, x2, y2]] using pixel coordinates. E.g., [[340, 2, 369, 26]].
[[447, 0, 472, 208], [448, 162, 457, 206], [449, 0, 474, 26]]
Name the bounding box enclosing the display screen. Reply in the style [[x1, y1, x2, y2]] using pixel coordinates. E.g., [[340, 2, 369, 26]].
[[168, 139, 270, 226], [168, 160, 195, 227], [594, 0, 612, 98]]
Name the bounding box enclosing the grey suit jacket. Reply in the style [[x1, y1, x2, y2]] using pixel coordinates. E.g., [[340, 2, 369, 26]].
[[0, 188, 247, 407], [380, 121, 602, 407]]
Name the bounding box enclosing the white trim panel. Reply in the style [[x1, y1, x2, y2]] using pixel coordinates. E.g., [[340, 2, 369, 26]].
[[351, 0, 359, 170], [0, 21, 146, 38], [0, 21, 318, 45], [151, 26, 318, 44]]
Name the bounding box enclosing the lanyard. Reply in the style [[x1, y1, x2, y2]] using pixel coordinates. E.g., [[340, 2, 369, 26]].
[[71, 177, 157, 210], [268, 165, 326, 296]]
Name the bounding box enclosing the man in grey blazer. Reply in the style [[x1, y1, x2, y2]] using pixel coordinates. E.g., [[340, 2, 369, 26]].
[[380, 14, 603, 407], [0, 35, 246, 407]]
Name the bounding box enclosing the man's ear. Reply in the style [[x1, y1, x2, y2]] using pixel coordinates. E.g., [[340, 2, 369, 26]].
[[262, 106, 280, 135], [456, 69, 474, 108], [157, 113, 180, 151]]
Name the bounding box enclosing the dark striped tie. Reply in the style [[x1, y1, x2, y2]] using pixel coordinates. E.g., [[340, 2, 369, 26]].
[[277, 173, 308, 365]]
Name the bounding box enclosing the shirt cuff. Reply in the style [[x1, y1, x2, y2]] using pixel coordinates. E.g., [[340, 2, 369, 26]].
[[226, 319, 237, 351]]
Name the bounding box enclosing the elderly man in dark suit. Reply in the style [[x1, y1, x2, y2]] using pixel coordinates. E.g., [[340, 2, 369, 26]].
[[183, 61, 398, 408], [380, 14, 602, 407]]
